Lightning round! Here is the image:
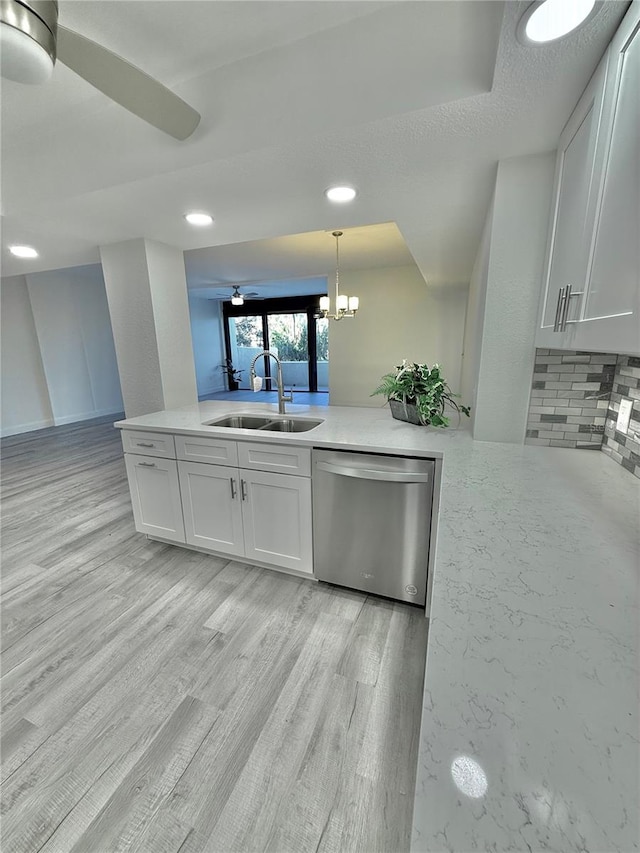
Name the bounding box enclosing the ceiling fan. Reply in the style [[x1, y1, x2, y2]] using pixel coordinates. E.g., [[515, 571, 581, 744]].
[[209, 286, 265, 305], [0, 0, 200, 140]]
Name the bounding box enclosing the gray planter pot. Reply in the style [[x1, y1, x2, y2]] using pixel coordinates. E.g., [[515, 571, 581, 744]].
[[389, 399, 424, 425]]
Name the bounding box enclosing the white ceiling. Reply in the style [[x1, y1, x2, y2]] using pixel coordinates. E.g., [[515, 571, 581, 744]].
[[0, 0, 630, 288]]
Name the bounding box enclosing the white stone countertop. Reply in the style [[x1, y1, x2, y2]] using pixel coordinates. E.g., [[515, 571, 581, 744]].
[[116, 400, 640, 852]]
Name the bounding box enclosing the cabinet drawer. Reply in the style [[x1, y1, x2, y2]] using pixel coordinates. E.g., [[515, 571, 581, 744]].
[[238, 441, 311, 477], [175, 434, 239, 466], [121, 430, 176, 459]]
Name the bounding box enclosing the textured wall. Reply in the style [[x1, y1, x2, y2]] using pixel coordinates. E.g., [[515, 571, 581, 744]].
[[602, 356, 640, 479], [472, 152, 556, 443]]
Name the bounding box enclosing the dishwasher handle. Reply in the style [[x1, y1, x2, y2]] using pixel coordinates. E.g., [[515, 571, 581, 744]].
[[316, 459, 431, 483]]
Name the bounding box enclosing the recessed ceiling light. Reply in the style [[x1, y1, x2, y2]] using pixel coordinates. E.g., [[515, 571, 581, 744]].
[[325, 186, 357, 203], [9, 245, 38, 258], [517, 0, 597, 45], [184, 212, 213, 226]]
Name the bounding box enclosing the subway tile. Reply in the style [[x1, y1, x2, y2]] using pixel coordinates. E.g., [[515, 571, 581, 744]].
[[529, 406, 556, 415], [561, 354, 591, 363], [621, 457, 636, 474], [535, 356, 562, 364], [627, 356, 640, 368], [550, 439, 577, 447], [568, 416, 600, 425], [540, 414, 568, 423], [596, 400, 609, 409], [532, 381, 546, 390], [545, 382, 574, 390], [614, 431, 627, 446], [577, 442, 602, 450], [569, 374, 590, 382], [555, 406, 583, 415], [588, 355, 618, 364], [534, 372, 559, 381], [555, 364, 577, 373], [526, 429, 539, 438], [555, 423, 580, 432], [556, 390, 586, 398], [534, 364, 549, 373], [537, 430, 558, 440], [572, 382, 604, 391], [536, 349, 550, 356]]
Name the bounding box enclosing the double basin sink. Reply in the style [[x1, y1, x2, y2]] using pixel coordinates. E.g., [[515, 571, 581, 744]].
[[203, 414, 323, 433]]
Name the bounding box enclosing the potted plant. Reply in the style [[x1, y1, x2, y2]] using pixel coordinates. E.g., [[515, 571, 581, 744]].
[[371, 360, 470, 427], [220, 358, 244, 391]]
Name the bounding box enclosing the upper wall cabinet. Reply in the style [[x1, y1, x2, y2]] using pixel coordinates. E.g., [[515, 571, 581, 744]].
[[536, 2, 640, 355], [574, 8, 640, 354]]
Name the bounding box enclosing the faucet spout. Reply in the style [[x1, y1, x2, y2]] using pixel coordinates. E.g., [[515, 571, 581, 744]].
[[249, 350, 293, 415]]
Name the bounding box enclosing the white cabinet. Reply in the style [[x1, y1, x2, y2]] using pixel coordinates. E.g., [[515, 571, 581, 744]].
[[241, 469, 313, 573], [536, 2, 640, 355], [124, 453, 185, 543], [536, 52, 609, 349], [178, 461, 244, 557], [574, 9, 640, 354], [122, 429, 314, 575]]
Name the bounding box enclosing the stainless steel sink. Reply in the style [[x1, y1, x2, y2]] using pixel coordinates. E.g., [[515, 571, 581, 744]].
[[260, 418, 324, 433], [203, 415, 274, 429], [203, 414, 323, 432]]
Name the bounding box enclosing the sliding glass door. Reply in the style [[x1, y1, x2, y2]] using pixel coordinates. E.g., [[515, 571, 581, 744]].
[[222, 295, 327, 393]]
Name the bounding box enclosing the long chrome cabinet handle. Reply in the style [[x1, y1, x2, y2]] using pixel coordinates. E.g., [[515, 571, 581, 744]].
[[229, 477, 237, 500], [240, 479, 247, 500], [138, 461, 156, 467], [136, 442, 155, 447], [560, 283, 572, 331], [316, 460, 431, 483], [553, 286, 566, 332], [561, 285, 584, 331]]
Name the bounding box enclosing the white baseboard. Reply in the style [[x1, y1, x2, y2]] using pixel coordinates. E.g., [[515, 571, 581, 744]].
[[1, 417, 55, 437], [53, 407, 123, 426]]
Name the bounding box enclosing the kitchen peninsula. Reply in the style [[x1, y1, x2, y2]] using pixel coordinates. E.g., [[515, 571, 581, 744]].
[[116, 399, 639, 853]]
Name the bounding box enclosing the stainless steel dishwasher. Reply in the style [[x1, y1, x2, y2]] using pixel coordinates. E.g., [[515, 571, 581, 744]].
[[312, 448, 434, 605]]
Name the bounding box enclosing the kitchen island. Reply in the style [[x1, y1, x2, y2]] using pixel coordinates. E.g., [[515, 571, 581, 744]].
[[116, 399, 639, 853]]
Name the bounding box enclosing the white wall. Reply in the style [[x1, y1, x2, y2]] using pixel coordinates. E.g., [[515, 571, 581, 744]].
[[145, 241, 199, 410], [189, 294, 227, 396], [461, 190, 494, 430], [100, 238, 197, 417], [0, 275, 54, 436], [472, 152, 556, 443], [329, 264, 468, 408]]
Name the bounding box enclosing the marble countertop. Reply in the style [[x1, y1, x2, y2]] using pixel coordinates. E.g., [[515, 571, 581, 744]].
[[116, 400, 640, 852]]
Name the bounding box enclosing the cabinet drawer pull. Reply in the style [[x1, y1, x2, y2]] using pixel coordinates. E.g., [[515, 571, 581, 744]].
[[230, 477, 237, 500], [241, 479, 247, 501], [136, 441, 155, 448], [138, 461, 156, 467], [553, 286, 566, 332]]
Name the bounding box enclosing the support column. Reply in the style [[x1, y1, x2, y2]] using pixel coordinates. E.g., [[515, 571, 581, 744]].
[[100, 238, 197, 417]]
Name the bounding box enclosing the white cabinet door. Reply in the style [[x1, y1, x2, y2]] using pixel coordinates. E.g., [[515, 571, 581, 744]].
[[575, 8, 640, 355], [178, 461, 244, 557], [125, 454, 185, 543], [536, 53, 610, 349], [240, 469, 313, 574]]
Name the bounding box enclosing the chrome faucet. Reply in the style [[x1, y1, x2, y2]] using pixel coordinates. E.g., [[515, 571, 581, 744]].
[[249, 350, 293, 414]]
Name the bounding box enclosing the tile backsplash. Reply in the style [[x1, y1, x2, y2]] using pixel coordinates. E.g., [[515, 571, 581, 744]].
[[602, 355, 640, 479], [525, 350, 615, 449], [526, 350, 640, 480]]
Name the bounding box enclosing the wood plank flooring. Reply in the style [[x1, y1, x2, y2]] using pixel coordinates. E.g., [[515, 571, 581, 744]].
[[1, 416, 429, 853]]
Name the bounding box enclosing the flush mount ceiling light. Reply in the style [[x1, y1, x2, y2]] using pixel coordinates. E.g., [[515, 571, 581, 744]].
[[184, 212, 213, 226], [319, 231, 359, 321], [9, 244, 38, 258], [517, 0, 598, 45], [325, 186, 357, 203], [230, 286, 244, 306]]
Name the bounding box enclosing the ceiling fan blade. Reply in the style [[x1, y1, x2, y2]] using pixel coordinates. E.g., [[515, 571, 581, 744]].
[[56, 26, 200, 140]]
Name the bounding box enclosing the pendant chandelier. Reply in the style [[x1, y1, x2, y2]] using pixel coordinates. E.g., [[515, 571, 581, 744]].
[[319, 231, 359, 321]]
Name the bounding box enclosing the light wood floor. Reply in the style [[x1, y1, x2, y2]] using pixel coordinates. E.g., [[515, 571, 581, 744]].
[[1, 416, 429, 853]]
